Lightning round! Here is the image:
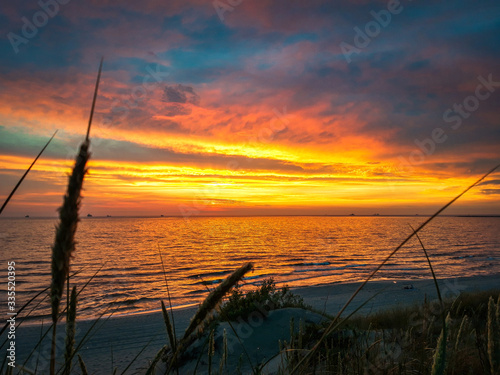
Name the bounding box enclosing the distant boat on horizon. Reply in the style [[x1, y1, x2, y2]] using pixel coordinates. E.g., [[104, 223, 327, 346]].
[[87, 214, 93, 218], [25, 215, 29, 218], [106, 215, 111, 217]]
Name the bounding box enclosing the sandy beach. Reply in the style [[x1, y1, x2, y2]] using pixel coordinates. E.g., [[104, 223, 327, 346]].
[[12, 274, 500, 374]]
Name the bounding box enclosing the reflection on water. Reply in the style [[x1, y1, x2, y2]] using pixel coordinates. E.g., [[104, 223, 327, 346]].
[[1, 216, 499, 320]]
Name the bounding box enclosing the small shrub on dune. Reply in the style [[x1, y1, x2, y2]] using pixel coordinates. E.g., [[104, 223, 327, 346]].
[[218, 277, 308, 321]]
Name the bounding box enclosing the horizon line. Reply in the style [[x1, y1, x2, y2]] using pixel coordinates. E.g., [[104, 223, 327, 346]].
[[2, 214, 500, 219]]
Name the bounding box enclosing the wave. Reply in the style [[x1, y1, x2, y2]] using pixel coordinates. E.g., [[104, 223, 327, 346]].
[[191, 278, 224, 286], [243, 273, 274, 281], [187, 269, 233, 279], [185, 289, 206, 295], [291, 261, 331, 267], [293, 264, 368, 273]]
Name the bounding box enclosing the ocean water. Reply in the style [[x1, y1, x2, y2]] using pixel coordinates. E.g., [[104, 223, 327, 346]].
[[0, 216, 499, 321]]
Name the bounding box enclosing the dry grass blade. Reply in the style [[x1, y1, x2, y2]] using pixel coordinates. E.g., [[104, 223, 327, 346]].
[[50, 138, 90, 322], [167, 263, 253, 372], [488, 297, 500, 375], [145, 346, 168, 375], [412, 226, 445, 327], [53, 310, 115, 375], [497, 295, 500, 322], [49, 135, 90, 375], [77, 354, 88, 375], [219, 329, 228, 374], [0, 286, 49, 339], [49, 58, 103, 375], [414, 224, 449, 375], [182, 262, 253, 341], [76, 264, 106, 299], [158, 245, 177, 345], [119, 339, 152, 375], [86, 57, 103, 141], [0, 130, 57, 215], [291, 162, 500, 374], [431, 313, 450, 375], [216, 308, 257, 374], [454, 314, 468, 354], [63, 286, 78, 375], [161, 300, 177, 351], [208, 328, 215, 375]]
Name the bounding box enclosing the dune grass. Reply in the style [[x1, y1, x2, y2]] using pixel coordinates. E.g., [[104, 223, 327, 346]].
[[48, 57, 103, 375], [218, 277, 309, 321]]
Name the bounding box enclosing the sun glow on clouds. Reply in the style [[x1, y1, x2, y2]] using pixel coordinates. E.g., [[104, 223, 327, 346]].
[[2, 148, 498, 217], [0, 0, 499, 216]]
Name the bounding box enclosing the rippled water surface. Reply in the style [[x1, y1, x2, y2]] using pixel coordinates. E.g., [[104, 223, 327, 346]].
[[1, 216, 499, 320]]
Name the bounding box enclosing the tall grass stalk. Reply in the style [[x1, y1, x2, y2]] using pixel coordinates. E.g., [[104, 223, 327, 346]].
[[431, 313, 451, 375], [0, 285, 49, 340], [146, 346, 168, 375], [497, 295, 500, 322], [414, 228, 448, 375], [167, 262, 253, 372], [49, 57, 103, 375], [77, 354, 88, 375], [63, 286, 77, 375], [291, 162, 500, 374], [219, 329, 228, 374], [118, 339, 152, 375], [161, 300, 177, 352], [0, 130, 57, 215], [20, 270, 99, 370], [411, 227, 444, 319], [158, 246, 177, 348], [452, 314, 468, 374], [487, 297, 500, 375], [454, 314, 468, 354], [216, 302, 258, 374], [182, 262, 253, 341], [208, 328, 215, 375]]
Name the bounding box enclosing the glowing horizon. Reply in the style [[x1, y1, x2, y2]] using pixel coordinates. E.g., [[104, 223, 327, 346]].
[[1, 1, 499, 216]]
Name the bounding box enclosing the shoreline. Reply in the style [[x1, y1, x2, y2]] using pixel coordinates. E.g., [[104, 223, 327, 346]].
[[11, 273, 500, 373], [16, 272, 500, 327]]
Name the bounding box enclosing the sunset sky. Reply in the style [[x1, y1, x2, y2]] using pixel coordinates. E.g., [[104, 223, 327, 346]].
[[1, 0, 499, 217]]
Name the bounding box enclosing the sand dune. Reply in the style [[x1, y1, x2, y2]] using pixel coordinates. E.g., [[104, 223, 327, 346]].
[[13, 274, 500, 374]]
